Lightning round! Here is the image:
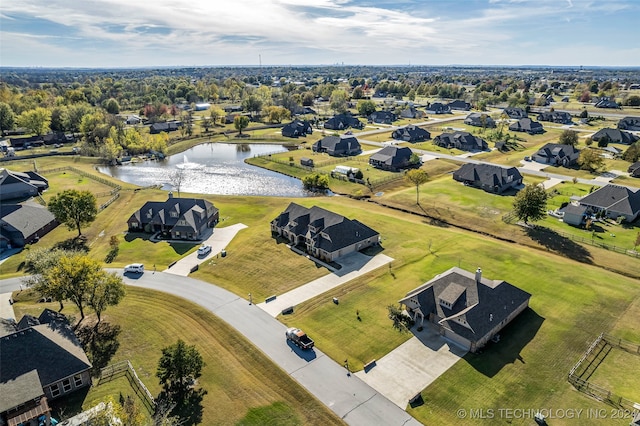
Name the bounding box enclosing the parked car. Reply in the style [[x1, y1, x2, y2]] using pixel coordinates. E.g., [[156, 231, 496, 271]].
[[197, 244, 212, 257], [124, 263, 144, 274]]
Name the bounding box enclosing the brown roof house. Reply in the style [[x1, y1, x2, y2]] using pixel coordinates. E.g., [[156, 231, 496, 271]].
[[1, 309, 92, 426], [127, 194, 219, 240], [399, 267, 531, 352], [271, 203, 380, 263]]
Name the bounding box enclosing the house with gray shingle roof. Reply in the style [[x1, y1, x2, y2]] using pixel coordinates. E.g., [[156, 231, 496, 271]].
[[425, 102, 450, 114], [0, 168, 49, 201], [368, 110, 397, 124], [591, 128, 639, 145], [281, 119, 313, 138], [446, 100, 470, 111], [503, 107, 528, 119], [0, 201, 58, 249], [618, 117, 640, 131], [323, 113, 364, 130], [434, 131, 488, 152], [509, 118, 544, 134], [392, 125, 430, 143], [464, 113, 496, 128], [578, 184, 640, 222], [537, 111, 573, 124], [628, 161, 640, 178], [453, 163, 522, 194], [127, 194, 219, 240], [369, 146, 417, 172], [312, 135, 361, 157], [399, 267, 531, 352], [271, 203, 380, 262], [532, 143, 580, 166]]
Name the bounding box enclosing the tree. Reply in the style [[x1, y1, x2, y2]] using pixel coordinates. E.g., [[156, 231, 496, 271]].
[[404, 169, 428, 205], [241, 95, 263, 119], [357, 100, 377, 117], [387, 305, 414, 332], [262, 105, 290, 124], [103, 98, 120, 114], [209, 106, 225, 125], [24, 248, 73, 311], [48, 189, 98, 237], [17, 107, 51, 136], [513, 184, 548, 224], [626, 95, 640, 107], [170, 167, 186, 197], [623, 142, 640, 163], [559, 129, 579, 146], [234, 115, 249, 135], [578, 148, 605, 172], [302, 173, 329, 191], [0, 102, 16, 133], [329, 89, 348, 114], [89, 272, 126, 325]]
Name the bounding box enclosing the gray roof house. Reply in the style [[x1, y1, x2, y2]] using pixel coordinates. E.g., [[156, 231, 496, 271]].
[[509, 118, 544, 134], [503, 107, 528, 119], [464, 113, 496, 128], [537, 111, 573, 124], [594, 97, 619, 109], [434, 132, 488, 152], [628, 161, 640, 178], [281, 119, 313, 138], [323, 113, 364, 130], [0, 202, 58, 249], [1, 309, 92, 426], [127, 194, 219, 240], [0, 168, 49, 201], [446, 100, 471, 111], [399, 267, 531, 352], [368, 110, 397, 124], [399, 106, 425, 119], [150, 121, 183, 134], [618, 117, 640, 131], [369, 146, 416, 172], [312, 135, 361, 157], [591, 128, 639, 145], [532, 143, 580, 166], [271, 203, 380, 262], [578, 184, 640, 222], [453, 163, 523, 194], [392, 125, 430, 142], [425, 103, 450, 114]]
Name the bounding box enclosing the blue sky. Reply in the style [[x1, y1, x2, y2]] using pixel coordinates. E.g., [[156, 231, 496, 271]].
[[1, 0, 639, 67]]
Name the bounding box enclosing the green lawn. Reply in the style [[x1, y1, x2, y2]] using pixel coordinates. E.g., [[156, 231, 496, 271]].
[[588, 345, 640, 402]]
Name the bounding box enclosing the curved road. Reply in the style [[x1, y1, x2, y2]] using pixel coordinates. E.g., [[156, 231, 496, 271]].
[[1, 274, 421, 426]]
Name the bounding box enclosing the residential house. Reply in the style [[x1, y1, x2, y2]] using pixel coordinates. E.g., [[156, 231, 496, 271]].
[[194, 103, 211, 111], [399, 267, 531, 352], [369, 146, 416, 172], [300, 157, 314, 167], [578, 184, 640, 222], [446, 100, 471, 111], [0, 168, 49, 201], [323, 113, 364, 130], [434, 132, 488, 152], [392, 125, 430, 142], [464, 113, 496, 128], [532, 143, 580, 166], [1, 201, 58, 249], [509, 118, 544, 134], [149, 121, 183, 134], [628, 161, 640, 178], [425, 103, 450, 114], [127, 194, 219, 240], [1, 309, 93, 426], [125, 115, 142, 125], [503, 107, 528, 119], [224, 105, 243, 113], [591, 128, 639, 145], [9, 135, 45, 149], [537, 111, 573, 124], [368, 110, 397, 124], [561, 203, 588, 226], [594, 97, 619, 109], [281, 119, 313, 138], [399, 106, 425, 119], [312, 135, 361, 157], [601, 145, 623, 158], [452, 163, 523, 194], [618, 117, 640, 131], [271, 203, 380, 262]]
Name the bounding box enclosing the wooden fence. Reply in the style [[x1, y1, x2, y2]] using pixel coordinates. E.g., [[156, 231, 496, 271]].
[[99, 360, 155, 413]]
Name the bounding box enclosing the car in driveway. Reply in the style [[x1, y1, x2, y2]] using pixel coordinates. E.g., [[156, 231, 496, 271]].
[[124, 263, 144, 274], [197, 244, 212, 257]]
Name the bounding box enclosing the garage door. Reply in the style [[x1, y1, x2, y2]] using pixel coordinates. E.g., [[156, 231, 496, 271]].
[[443, 328, 471, 351]]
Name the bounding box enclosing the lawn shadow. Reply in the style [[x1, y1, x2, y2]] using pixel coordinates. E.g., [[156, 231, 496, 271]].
[[525, 226, 593, 264], [76, 321, 121, 374], [286, 340, 318, 361], [48, 385, 91, 420], [464, 307, 544, 378], [157, 387, 207, 426], [124, 232, 151, 243], [53, 236, 89, 253]]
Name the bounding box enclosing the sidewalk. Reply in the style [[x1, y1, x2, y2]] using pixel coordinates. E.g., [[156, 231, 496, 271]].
[[0, 292, 16, 320]]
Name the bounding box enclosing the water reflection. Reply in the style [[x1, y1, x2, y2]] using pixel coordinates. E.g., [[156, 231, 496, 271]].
[[98, 143, 308, 197]]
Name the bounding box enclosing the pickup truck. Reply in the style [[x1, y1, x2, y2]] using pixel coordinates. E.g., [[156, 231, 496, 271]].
[[285, 327, 314, 349]]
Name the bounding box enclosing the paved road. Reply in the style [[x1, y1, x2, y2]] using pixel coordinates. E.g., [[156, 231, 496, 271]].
[[1, 274, 421, 425]]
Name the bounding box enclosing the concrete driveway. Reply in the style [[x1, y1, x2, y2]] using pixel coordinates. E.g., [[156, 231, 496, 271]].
[[163, 223, 247, 276], [355, 322, 466, 408]]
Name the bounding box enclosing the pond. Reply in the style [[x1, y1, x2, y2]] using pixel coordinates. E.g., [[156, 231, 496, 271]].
[[98, 143, 310, 197]]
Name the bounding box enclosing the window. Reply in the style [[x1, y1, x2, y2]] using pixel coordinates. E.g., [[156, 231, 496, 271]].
[[62, 378, 72, 392], [74, 374, 83, 387], [170, 211, 178, 218], [131, 221, 138, 228], [50, 383, 60, 397]]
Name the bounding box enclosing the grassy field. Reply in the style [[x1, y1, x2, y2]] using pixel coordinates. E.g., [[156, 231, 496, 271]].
[[588, 346, 640, 402], [11, 287, 344, 426]]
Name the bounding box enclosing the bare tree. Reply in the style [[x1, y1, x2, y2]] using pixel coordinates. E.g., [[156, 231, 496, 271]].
[[170, 168, 186, 197]]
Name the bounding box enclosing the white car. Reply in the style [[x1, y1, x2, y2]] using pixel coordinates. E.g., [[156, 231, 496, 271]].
[[124, 263, 144, 274], [197, 244, 212, 257]]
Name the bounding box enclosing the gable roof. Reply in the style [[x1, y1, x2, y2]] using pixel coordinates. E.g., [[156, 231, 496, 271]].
[[323, 113, 363, 130], [508, 117, 543, 133], [618, 116, 640, 131], [453, 163, 522, 189], [579, 184, 640, 217], [0, 370, 44, 413], [503, 107, 528, 118], [534, 143, 580, 159], [392, 125, 430, 141], [369, 146, 413, 166], [1, 202, 57, 240], [313, 135, 361, 154], [591, 128, 639, 144], [446, 100, 470, 110], [434, 131, 488, 151], [129, 197, 217, 231]]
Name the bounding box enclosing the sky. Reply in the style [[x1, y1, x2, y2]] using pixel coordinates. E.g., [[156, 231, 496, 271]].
[[1, 0, 639, 68]]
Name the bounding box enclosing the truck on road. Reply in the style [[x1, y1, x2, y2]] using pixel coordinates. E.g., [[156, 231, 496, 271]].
[[285, 327, 314, 349]]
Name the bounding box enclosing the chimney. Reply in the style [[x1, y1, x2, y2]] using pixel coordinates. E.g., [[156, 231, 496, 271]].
[[475, 267, 482, 284], [168, 191, 173, 199]]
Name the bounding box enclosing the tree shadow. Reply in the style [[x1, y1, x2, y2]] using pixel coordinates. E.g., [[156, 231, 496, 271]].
[[76, 321, 121, 374], [525, 226, 593, 264], [124, 232, 151, 243], [157, 387, 207, 426], [464, 308, 545, 378], [53, 236, 89, 253]]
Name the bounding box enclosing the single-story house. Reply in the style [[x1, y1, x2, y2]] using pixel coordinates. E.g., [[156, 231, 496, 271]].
[[503, 107, 528, 119], [1, 309, 92, 426], [125, 115, 142, 125], [561, 203, 588, 226], [399, 106, 425, 119], [0, 168, 49, 201], [224, 105, 243, 113], [578, 184, 640, 222], [282, 119, 313, 138], [425, 103, 450, 114], [399, 267, 531, 352], [150, 121, 183, 134], [369, 146, 416, 171], [628, 161, 640, 178], [323, 113, 364, 130], [532, 143, 580, 166], [0, 202, 58, 249], [618, 117, 640, 131], [591, 128, 639, 145], [271, 203, 380, 262], [9, 135, 45, 149], [452, 163, 523, 194], [312, 135, 361, 157], [368, 110, 397, 124], [194, 103, 211, 111], [509, 118, 544, 134], [446, 100, 470, 111], [537, 111, 573, 124], [594, 97, 619, 109], [127, 194, 219, 240], [392, 125, 430, 142], [464, 113, 496, 128], [434, 131, 488, 152]]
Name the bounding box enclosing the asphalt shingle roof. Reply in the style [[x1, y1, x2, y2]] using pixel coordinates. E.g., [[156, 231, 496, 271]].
[[579, 184, 640, 217]]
